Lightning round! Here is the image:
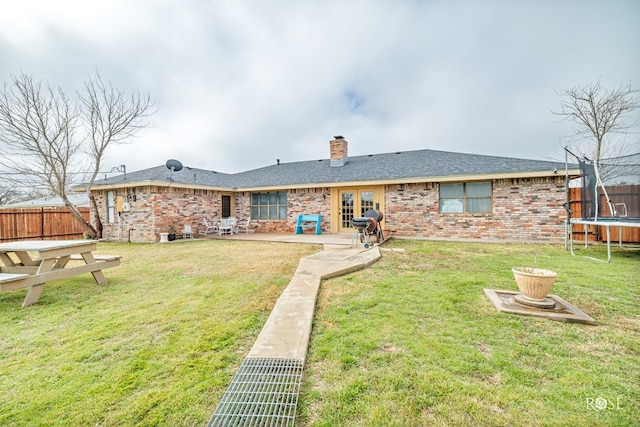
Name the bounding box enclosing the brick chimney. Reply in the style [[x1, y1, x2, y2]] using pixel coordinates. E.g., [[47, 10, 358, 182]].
[[330, 136, 348, 167]]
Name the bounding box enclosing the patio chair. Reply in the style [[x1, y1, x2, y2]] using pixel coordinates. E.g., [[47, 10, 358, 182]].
[[182, 225, 194, 239], [238, 217, 254, 233], [219, 218, 235, 235], [229, 217, 238, 234], [202, 218, 218, 235]]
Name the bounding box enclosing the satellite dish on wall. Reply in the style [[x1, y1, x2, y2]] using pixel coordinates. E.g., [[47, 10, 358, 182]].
[[166, 159, 183, 172]]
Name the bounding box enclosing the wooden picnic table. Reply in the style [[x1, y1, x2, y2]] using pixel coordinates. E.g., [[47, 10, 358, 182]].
[[0, 240, 121, 307]]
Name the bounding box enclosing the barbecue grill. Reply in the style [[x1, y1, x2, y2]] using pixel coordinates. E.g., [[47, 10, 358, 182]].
[[351, 209, 384, 248]]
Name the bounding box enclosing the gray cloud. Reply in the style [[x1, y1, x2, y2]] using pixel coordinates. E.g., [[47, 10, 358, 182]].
[[1, 0, 638, 176]]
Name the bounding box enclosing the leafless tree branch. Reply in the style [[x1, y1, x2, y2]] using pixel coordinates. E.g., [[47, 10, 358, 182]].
[[0, 74, 89, 230], [0, 184, 20, 205], [78, 71, 156, 236], [0, 72, 156, 238], [554, 79, 639, 162]]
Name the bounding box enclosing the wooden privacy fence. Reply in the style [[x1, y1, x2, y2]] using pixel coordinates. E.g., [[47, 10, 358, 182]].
[[0, 207, 90, 242], [568, 185, 640, 243]]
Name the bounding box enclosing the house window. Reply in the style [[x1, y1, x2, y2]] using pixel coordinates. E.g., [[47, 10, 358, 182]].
[[107, 191, 116, 223], [251, 191, 287, 220], [439, 182, 492, 213], [360, 191, 374, 216]]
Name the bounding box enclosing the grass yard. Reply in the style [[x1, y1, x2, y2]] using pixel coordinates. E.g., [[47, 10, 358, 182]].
[[0, 240, 318, 426], [300, 240, 639, 426], [0, 238, 638, 426]]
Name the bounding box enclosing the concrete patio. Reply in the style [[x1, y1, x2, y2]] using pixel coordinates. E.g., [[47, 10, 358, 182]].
[[212, 231, 360, 246]]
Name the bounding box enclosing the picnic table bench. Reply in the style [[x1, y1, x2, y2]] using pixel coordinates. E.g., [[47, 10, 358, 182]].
[[0, 240, 121, 307], [0, 273, 30, 283], [295, 214, 322, 235]]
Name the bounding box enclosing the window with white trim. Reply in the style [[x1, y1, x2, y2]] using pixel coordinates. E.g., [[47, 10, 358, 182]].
[[439, 182, 492, 213], [107, 191, 116, 223]]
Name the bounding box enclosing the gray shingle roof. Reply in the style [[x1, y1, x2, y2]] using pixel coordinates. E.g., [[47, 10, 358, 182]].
[[89, 148, 573, 189], [91, 164, 235, 187], [1, 194, 90, 208]]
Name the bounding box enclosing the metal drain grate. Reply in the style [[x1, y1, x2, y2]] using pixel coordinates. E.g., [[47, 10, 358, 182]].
[[207, 357, 304, 427]]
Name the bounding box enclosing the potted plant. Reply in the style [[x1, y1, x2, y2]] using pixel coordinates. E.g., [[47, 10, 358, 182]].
[[167, 225, 177, 241], [512, 251, 557, 301]]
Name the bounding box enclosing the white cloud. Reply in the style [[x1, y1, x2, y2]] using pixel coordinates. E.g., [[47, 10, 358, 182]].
[[1, 0, 638, 176]]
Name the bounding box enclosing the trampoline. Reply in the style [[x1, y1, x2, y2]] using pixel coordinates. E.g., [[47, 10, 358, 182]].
[[570, 218, 640, 262], [566, 150, 640, 262]]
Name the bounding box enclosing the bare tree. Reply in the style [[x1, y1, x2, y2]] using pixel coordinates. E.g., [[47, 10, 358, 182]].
[[0, 72, 154, 238], [0, 184, 20, 205], [555, 80, 639, 220], [0, 74, 86, 230], [554, 80, 638, 163], [78, 72, 155, 237]]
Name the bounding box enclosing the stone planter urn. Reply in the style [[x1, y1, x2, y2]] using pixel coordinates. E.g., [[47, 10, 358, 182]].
[[511, 267, 557, 301]]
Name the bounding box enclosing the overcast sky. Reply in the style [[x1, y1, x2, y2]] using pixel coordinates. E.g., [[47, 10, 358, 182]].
[[1, 0, 638, 176]]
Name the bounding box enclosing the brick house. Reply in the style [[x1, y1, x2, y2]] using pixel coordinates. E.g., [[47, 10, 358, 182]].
[[81, 137, 579, 242]]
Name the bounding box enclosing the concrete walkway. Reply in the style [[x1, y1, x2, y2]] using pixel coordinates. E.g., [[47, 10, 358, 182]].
[[213, 232, 383, 360], [207, 234, 382, 425], [247, 243, 381, 360]]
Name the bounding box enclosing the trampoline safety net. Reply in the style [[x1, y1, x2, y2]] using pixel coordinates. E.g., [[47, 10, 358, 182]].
[[574, 152, 640, 219]]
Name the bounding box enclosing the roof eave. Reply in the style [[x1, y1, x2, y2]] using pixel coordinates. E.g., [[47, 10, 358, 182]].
[[74, 180, 236, 192], [76, 169, 581, 192], [236, 168, 582, 191]]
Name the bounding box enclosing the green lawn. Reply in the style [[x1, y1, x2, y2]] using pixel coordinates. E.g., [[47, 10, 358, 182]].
[[0, 239, 638, 426], [0, 240, 318, 426], [300, 240, 639, 426]]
